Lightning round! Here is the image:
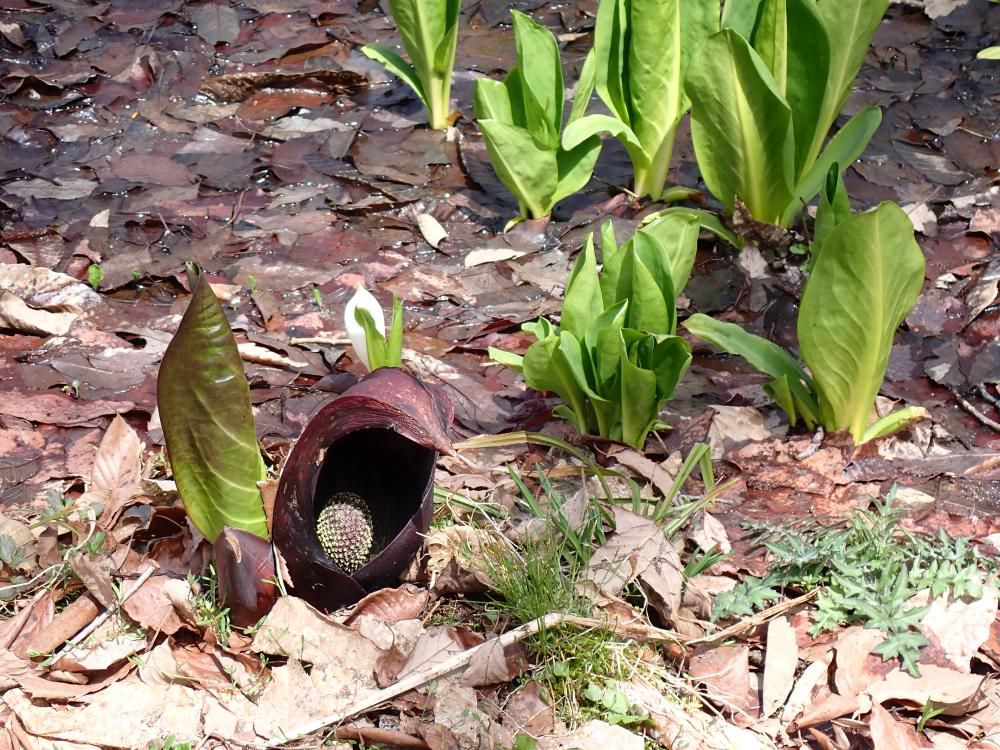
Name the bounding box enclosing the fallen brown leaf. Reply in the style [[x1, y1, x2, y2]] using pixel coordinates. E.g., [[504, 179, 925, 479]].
[[761, 616, 798, 717], [870, 702, 934, 749]]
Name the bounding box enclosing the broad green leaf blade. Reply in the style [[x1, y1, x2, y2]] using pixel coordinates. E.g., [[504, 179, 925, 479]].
[[978, 46, 1000, 60], [432, 0, 461, 75], [686, 29, 795, 223], [562, 114, 643, 153], [643, 207, 742, 248], [478, 119, 558, 218], [799, 203, 925, 443], [585, 300, 629, 386], [683, 313, 819, 423], [649, 334, 692, 403], [553, 138, 602, 206], [510, 10, 563, 147], [362, 44, 427, 107], [637, 211, 700, 302], [626, 0, 684, 164], [619, 340, 660, 449], [721, 0, 763, 39], [488, 347, 524, 371], [522, 333, 593, 436], [388, 0, 441, 75], [765, 374, 802, 427], [558, 330, 610, 404], [617, 248, 670, 335], [810, 0, 890, 168], [568, 49, 597, 124], [561, 236, 603, 339], [593, 0, 630, 124], [782, 106, 882, 227], [157, 276, 267, 543], [753, 0, 788, 95], [473, 78, 514, 123], [860, 406, 930, 445], [783, 0, 831, 178]]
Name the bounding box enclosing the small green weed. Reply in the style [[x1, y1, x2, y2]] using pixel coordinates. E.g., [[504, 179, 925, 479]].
[[187, 565, 232, 643], [713, 489, 998, 675]]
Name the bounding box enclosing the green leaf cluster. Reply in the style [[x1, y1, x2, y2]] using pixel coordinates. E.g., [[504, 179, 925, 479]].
[[685, 0, 889, 226], [713, 492, 999, 676], [362, 0, 461, 129], [684, 201, 926, 444], [562, 0, 719, 200], [354, 296, 404, 370], [490, 214, 699, 448], [473, 11, 602, 220], [157, 273, 268, 542]]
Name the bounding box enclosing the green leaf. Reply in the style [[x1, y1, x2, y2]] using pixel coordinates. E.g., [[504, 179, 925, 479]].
[[636, 211, 700, 302], [593, 0, 630, 124], [157, 275, 267, 542], [355, 306, 388, 369], [860, 407, 930, 445], [568, 49, 597, 124], [522, 330, 592, 436], [809, 0, 890, 168], [385, 295, 404, 367], [643, 207, 742, 248], [798, 202, 926, 443], [752, 0, 788, 95], [648, 334, 692, 403], [510, 10, 563, 148], [488, 347, 524, 371], [561, 236, 603, 339], [686, 29, 795, 223], [782, 106, 882, 226], [721, 0, 763, 39], [782, 0, 832, 178], [586, 301, 629, 387], [812, 163, 851, 263], [619, 340, 660, 449], [978, 46, 1000, 60], [683, 313, 819, 426], [561, 114, 643, 153], [617, 245, 670, 334], [473, 77, 514, 123], [553, 135, 603, 205], [362, 44, 427, 106], [478, 119, 558, 218]]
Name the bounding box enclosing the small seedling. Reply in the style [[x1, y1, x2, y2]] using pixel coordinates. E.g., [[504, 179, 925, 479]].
[[87, 264, 103, 290]]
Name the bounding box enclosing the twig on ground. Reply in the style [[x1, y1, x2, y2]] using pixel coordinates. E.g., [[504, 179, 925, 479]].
[[688, 590, 818, 645], [794, 427, 825, 460], [949, 387, 1000, 433], [47, 563, 156, 664], [267, 612, 688, 746]]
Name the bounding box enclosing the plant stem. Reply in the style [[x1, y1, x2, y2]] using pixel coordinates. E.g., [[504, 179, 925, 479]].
[[632, 131, 676, 201], [426, 74, 452, 130]]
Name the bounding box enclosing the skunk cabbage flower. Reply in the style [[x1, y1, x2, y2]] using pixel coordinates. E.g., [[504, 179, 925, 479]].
[[344, 286, 404, 371], [344, 286, 384, 371], [273, 367, 453, 611]]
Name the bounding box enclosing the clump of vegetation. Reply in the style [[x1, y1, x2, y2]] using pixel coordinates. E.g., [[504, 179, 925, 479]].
[[491, 215, 699, 448], [477, 468, 681, 728], [685, 201, 926, 444], [714, 491, 999, 675], [474, 10, 602, 220], [563, 0, 719, 200], [362, 0, 461, 130], [686, 0, 889, 226]]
